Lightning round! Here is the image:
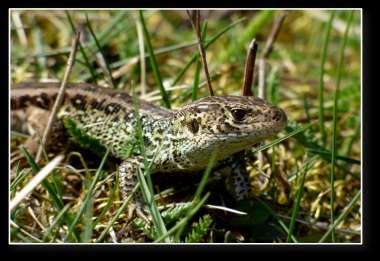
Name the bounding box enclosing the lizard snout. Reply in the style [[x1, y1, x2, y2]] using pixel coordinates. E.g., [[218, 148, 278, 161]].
[[271, 107, 287, 125]]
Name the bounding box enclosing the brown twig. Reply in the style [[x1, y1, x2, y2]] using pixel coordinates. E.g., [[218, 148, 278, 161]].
[[35, 31, 81, 163], [254, 11, 288, 88], [241, 39, 258, 96], [241, 11, 288, 97], [262, 11, 288, 59], [258, 58, 267, 99], [186, 10, 214, 96], [256, 12, 287, 171]]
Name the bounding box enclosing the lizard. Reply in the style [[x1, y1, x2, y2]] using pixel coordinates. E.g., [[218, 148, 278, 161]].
[[11, 82, 287, 224]]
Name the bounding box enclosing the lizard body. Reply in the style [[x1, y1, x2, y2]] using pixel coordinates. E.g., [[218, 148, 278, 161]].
[[11, 82, 287, 203]]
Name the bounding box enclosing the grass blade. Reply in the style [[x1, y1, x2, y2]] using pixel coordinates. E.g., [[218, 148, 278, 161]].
[[267, 66, 279, 104], [10, 166, 31, 196], [10, 155, 64, 211], [256, 198, 298, 243], [92, 177, 118, 228], [64, 149, 109, 242], [16, 11, 130, 61], [221, 10, 274, 62], [307, 148, 360, 165], [139, 10, 171, 109], [329, 10, 354, 242], [18, 147, 65, 211], [95, 185, 138, 243], [17, 148, 79, 241], [174, 150, 217, 241], [154, 192, 210, 243], [251, 123, 313, 154], [42, 203, 71, 242], [171, 17, 246, 87], [85, 13, 116, 88], [192, 56, 201, 101], [191, 22, 207, 101], [319, 190, 360, 242], [132, 91, 170, 242], [318, 11, 336, 146], [65, 11, 98, 83], [11, 220, 44, 243], [287, 156, 316, 242]]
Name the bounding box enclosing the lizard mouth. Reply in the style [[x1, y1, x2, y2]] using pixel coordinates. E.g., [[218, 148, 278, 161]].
[[214, 120, 287, 140]]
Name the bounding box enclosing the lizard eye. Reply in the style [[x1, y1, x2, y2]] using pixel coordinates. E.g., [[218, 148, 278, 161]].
[[187, 118, 199, 134], [231, 109, 248, 121]]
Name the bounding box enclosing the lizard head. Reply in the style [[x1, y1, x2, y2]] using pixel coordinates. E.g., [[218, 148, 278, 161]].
[[170, 95, 287, 166]]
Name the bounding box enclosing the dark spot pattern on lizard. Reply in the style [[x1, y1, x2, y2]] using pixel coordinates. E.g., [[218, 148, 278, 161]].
[[32, 92, 50, 109], [104, 103, 122, 114], [18, 95, 31, 108], [70, 94, 87, 110], [90, 99, 106, 111]]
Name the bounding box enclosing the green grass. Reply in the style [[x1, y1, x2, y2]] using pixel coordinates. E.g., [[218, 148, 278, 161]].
[[64, 149, 109, 242], [319, 189, 361, 243], [286, 155, 317, 242], [139, 10, 171, 109], [85, 13, 116, 89], [174, 151, 217, 242], [329, 10, 355, 242], [10, 10, 361, 243], [132, 89, 170, 242], [65, 11, 98, 83], [318, 11, 335, 146]]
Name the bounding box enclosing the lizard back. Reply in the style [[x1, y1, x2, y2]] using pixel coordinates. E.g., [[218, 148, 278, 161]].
[[11, 82, 171, 158]]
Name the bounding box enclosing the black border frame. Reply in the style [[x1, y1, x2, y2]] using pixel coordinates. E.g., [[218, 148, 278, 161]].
[[3, 2, 375, 257]]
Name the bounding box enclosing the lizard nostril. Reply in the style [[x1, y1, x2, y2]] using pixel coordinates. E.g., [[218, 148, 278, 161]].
[[272, 108, 285, 122]]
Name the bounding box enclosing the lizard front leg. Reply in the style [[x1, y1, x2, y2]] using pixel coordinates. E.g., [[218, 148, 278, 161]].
[[227, 155, 251, 201], [214, 152, 251, 201], [118, 156, 150, 223]]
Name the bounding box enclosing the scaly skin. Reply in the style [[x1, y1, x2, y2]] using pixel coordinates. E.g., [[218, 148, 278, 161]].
[[11, 82, 287, 203]]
